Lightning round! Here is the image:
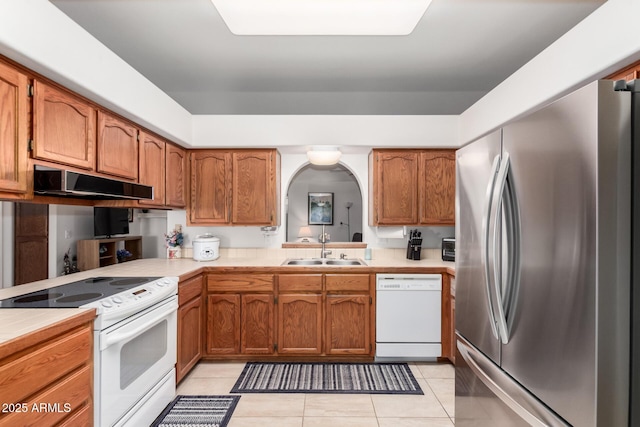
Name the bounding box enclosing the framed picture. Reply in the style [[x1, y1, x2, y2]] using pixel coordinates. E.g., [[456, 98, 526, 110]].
[[128, 208, 134, 222], [308, 192, 334, 225]]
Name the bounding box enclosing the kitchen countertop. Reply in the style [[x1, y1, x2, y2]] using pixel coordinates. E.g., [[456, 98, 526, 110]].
[[0, 255, 455, 345]]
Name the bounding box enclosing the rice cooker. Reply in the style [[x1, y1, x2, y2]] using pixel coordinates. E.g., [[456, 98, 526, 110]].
[[192, 234, 220, 261]]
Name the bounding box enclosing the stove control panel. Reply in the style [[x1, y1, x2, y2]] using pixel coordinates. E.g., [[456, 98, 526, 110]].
[[84, 277, 178, 328]]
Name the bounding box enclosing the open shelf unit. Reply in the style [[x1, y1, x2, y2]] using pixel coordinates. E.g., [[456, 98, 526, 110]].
[[77, 236, 142, 271]]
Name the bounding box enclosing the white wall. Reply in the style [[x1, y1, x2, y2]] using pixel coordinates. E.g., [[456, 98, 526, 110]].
[[131, 211, 168, 259], [192, 115, 460, 148], [459, 0, 640, 145], [48, 205, 94, 277], [286, 166, 363, 243], [0, 0, 192, 145]]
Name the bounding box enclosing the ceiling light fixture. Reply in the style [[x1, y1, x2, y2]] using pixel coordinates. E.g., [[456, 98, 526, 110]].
[[307, 146, 342, 166], [210, 0, 433, 36]]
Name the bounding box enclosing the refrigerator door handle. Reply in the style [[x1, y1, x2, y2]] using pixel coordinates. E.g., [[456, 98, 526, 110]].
[[489, 152, 522, 344], [482, 154, 501, 340], [501, 153, 521, 342], [457, 336, 570, 427], [488, 152, 513, 343]]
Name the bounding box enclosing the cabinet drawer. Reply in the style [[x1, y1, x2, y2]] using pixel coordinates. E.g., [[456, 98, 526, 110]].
[[0, 364, 91, 427], [208, 274, 274, 292], [179, 275, 203, 304], [325, 274, 370, 292], [0, 325, 91, 405], [278, 274, 322, 292]]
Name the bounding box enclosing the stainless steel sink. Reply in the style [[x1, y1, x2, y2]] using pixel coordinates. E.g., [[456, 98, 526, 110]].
[[324, 259, 364, 266], [282, 258, 366, 266], [283, 259, 324, 266]]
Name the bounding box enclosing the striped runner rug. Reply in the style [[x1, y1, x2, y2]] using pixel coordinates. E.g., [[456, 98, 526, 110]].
[[230, 362, 423, 394], [150, 395, 240, 427]]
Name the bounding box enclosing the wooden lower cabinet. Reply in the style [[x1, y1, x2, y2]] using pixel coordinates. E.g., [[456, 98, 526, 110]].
[[206, 294, 241, 354], [440, 273, 456, 364], [326, 295, 370, 355], [325, 274, 372, 355], [206, 293, 275, 355], [277, 274, 323, 355], [0, 311, 94, 427], [277, 294, 323, 354], [177, 274, 204, 383], [205, 273, 276, 356], [201, 271, 375, 359], [241, 294, 275, 354]]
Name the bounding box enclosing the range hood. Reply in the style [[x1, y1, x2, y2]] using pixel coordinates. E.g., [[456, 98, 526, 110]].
[[34, 166, 153, 200]]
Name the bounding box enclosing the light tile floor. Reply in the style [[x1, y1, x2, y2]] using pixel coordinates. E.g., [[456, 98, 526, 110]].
[[177, 361, 455, 426]]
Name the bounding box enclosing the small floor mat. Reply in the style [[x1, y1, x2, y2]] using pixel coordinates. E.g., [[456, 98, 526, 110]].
[[231, 362, 423, 394], [150, 395, 240, 427]]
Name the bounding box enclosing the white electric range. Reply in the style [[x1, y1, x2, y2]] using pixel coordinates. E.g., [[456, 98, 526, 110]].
[[0, 276, 179, 427]]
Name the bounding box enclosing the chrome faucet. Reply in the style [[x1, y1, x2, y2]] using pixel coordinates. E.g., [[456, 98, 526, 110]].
[[319, 225, 332, 258]]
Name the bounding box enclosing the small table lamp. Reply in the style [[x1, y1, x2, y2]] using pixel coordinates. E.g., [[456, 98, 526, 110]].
[[298, 226, 314, 242]]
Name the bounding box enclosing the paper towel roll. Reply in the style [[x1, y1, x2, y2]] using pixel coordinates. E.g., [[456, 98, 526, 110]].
[[375, 226, 406, 239]]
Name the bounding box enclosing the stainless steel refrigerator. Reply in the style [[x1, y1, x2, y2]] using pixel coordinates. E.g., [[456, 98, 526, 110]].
[[455, 80, 632, 426]]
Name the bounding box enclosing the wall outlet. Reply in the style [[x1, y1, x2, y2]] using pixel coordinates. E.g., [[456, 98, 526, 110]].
[[64, 230, 72, 239]]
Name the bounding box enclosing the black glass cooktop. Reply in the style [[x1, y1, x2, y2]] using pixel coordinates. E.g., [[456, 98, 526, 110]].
[[0, 276, 160, 308]]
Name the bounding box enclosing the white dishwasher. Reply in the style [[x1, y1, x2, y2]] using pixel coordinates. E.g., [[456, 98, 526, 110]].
[[375, 273, 442, 361]]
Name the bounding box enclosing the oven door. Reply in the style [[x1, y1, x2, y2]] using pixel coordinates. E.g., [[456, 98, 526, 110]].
[[96, 295, 177, 427]]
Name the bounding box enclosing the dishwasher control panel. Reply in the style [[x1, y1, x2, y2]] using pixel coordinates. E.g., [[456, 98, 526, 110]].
[[376, 274, 442, 291]]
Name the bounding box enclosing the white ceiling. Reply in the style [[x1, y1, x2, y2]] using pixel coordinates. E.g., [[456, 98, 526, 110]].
[[50, 0, 605, 115]]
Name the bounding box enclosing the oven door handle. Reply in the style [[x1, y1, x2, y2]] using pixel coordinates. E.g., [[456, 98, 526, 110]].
[[100, 299, 178, 351]]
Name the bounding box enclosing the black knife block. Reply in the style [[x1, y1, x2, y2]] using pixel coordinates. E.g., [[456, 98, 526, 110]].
[[406, 239, 423, 260]]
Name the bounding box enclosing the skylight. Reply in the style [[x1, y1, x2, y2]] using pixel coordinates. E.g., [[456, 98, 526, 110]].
[[210, 0, 433, 36]]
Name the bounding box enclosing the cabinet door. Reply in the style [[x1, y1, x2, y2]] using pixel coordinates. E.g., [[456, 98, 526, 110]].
[[165, 143, 187, 208], [206, 294, 240, 354], [232, 150, 277, 225], [138, 132, 166, 206], [419, 150, 456, 225], [0, 61, 28, 194], [326, 295, 370, 355], [277, 294, 322, 354], [371, 150, 419, 225], [190, 151, 231, 224], [241, 294, 275, 354], [33, 80, 96, 170], [97, 111, 139, 180], [177, 296, 202, 383]]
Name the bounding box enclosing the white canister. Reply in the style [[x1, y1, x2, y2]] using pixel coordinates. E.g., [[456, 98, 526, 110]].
[[192, 234, 220, 261]]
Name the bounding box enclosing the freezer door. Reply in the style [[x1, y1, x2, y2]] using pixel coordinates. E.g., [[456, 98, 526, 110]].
[[455, 129, 502, 363], [500, 81, 630, 426], [456, 335, 569, 427]]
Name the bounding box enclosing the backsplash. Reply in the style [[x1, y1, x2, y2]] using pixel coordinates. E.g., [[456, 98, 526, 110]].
[[178, 247, 441, 261]]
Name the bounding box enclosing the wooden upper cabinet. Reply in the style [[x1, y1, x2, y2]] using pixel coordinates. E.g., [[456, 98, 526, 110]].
[[138, 131, 165, 206], [165, 143, 187, 208], [232, 150, 278, 225], [606, 58, 640, 82], [370, 150, 419, 225], [190, 151, 232, 224], [0, 60, 28, 194], [370, 149, 456, 226], [189, 149, 279, 226], [419, 150, 456, 225], [33, 80, 96, 170], [97, 111, 138, 180]]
